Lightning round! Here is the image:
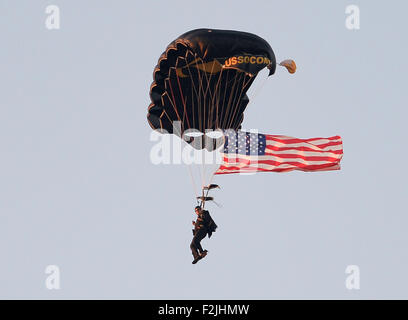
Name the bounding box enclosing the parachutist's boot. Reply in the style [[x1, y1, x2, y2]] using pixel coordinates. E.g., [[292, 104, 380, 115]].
[[192, 256, 201, 264]]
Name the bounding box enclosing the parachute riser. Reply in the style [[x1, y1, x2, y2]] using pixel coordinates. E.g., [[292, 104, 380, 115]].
[[197, 184, 220, 209]]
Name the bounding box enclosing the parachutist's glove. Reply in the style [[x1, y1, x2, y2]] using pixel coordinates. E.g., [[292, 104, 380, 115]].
[[192, 221, 195, 225]]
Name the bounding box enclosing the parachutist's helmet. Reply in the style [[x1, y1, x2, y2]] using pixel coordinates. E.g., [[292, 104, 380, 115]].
[[195, 206, 201, 211]]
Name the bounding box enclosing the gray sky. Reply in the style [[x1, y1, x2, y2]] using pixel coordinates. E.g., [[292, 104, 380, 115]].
[[0, 0, 407, 299]]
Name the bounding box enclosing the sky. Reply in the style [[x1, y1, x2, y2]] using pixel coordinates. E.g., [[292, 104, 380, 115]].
[[0, 0, 407, 299]]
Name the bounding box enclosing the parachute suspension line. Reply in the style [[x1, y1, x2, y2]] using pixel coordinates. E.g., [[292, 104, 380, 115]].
[[247, 72, 268, 105], [193, 58, 219, 188], [186, 56, 209, 135], [206, 164, 218, 195], [216, 69, 229, 129], [162, 109, 174, 127], [175, 69, 191, 130], [221, 73, 238, 128], [173, 107, 199, 201], [201, 58, 218, 134], [181, 55, 208, 192], [231, 73, 269, 128], [185, 53, 199, 131], [224, 72, 247, 129], [208, 66, 223, 129], [166, 76, 202, 196], [228, 71, 246, 128], [232, 74, 253, 129], [196, 59, 208, 132], [198, 58, 209, 135], [204, 59, 216, 131], [197, 60, 205, 134], [220, 70, 242, 129], [213, 67, 225, 129], [201, 64, 206, 184], [191, 91, 196, 130], [193, 60, 206, 186], [217, 70, 232, 129], [226, 74, 253, 129], [190, 58, 224, 190], [221, 70, 233, 128], [224, 71, 246, 129], [186, 162, 199, 201], [184, 55, 202, 133], [194, 60, 203, 134], [202, 148, 207, 188], [169, 100, 197, 200], [167, 78, 183, 131]]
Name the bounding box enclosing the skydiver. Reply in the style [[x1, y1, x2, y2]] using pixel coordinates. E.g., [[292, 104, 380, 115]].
[[190, 205, 217, 264]]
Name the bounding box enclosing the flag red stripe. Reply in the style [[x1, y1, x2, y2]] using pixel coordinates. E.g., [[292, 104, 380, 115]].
[[265, 145, 343, 154], [222, 157, 340, 167], [217, 162, 340, 173], [224, 152, 341, 161], [265, 135, 341, 144]]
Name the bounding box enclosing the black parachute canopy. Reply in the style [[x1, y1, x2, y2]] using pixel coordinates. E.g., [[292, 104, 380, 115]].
[[167, 29, 276, 74], [147, 28, 277, 147]]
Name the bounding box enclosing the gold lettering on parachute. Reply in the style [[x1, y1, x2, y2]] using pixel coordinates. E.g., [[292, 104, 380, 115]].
[[176, 59, 223, 78], [224, 56, 270, 67], [175, 56, 271, 78]]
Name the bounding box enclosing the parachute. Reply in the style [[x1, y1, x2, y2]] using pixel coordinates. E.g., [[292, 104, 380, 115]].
[[147, 29, 295, 203], [147, 28, 283, 150]]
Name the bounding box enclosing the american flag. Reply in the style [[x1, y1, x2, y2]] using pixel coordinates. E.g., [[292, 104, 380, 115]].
[[215, 131, 343, 174]]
